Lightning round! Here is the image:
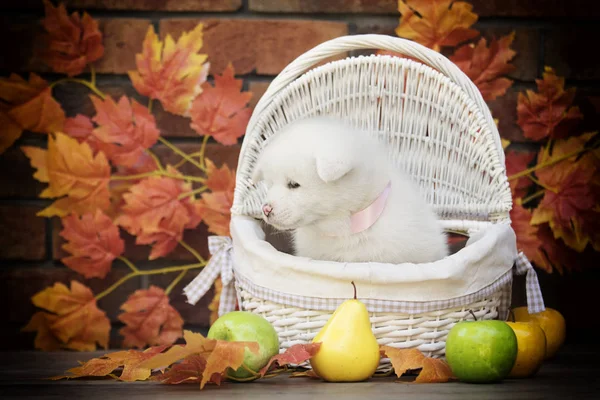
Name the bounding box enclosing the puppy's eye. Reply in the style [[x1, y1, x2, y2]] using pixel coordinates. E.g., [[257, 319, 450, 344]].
[[287, 180, 301, 189]]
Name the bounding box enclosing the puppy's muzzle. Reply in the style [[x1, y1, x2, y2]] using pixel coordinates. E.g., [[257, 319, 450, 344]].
[[262, 204, 273, 217]]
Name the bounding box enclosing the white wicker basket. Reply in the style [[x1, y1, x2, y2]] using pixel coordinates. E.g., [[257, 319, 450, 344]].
[[221, 34, 539, 368]]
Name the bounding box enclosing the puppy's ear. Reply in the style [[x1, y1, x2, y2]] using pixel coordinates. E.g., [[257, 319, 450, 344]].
[[315, 154, 353, 183]]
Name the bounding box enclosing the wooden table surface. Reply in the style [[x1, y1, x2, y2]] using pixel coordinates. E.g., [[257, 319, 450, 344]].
[[0, 344, 598, 399]]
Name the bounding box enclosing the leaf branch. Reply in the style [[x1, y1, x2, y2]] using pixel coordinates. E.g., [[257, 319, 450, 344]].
[[158, 137, 207, 172], [508, 147, 589, 181], [95, 261, 206, 301], [50, 77, 106, 100], [110, 170, 205, 183]]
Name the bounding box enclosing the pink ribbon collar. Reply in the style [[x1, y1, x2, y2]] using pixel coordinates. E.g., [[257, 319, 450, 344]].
[[349, 181, 392, 234]]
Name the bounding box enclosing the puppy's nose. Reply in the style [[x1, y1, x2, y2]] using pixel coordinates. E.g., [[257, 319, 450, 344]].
[[262, 204, 273, 217]]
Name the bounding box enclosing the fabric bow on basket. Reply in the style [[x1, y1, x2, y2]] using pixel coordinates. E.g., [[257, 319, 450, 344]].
[[183, 236, 237, 317], [514, 251, 546, 314]]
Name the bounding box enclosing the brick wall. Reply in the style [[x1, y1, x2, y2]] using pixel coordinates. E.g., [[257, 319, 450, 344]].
[[1, 0, 599, 349]]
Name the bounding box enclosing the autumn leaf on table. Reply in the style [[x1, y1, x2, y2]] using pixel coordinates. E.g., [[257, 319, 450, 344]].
[[396, 0, 479, 52], [115, 166, 203, 259], [40, 0, 104, 76], [59, 210, 125, 279], [517, 67, 583, 141], [118, 286, 184, 349], [416, 357, 454, 383], [90, 95, 160, 167], [129, 24, 209, 116], [258, 343, 321, 377], [531, 135, 599, 252], [450, 32, 516, 101], [155, 354, 207, 384], [190, 64, 253, 146], [505, 150, 536, 197], [0, 73, 65, 152], [380, 345, 453, 383], [196, 159, 236, 236], [141, 330, 259, 389], [21, 132, 110, 217], [54, 345, 168, 381], [22, 281, 110, 351]]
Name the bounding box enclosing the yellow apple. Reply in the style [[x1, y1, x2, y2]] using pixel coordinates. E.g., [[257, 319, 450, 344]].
[[506, 321, 546, 378], [513, 307, 566, 359]]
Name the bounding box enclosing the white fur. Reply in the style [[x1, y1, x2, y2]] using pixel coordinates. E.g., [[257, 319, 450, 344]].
[[252, 116, 449, 264]]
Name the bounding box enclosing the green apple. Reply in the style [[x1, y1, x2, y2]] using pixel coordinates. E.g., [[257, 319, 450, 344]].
[[445, 320, 518, 383], [207, 311, 280, 379]]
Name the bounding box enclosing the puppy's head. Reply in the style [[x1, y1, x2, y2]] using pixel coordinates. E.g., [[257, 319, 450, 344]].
[[252, 117, 363, 231]]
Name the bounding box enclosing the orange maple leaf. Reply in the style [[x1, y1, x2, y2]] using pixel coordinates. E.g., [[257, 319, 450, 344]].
[[55, 345, 168, 381], [517, 67, 583, 141], [63, 114, 99, 151], [115, 166, 203, 259], [0, 106, 23, 154], [59, 210, 125, 279], [259, 343, 321, 376], [118, 285, 184, 349], [40, 0, 104, 77], [129, 24, 209, 116], [196, 159, 236, 236], [416, 357, 454, 383], [22, 312, 61, 351], [190, 64, 253, 146], [21, 132, 111, 217], [380, 345, 453, 383], [23, 281, 110, 351], [531, 135, 598, 252], [155, 354, 207, 384], [450, 32, 517, 101], [396, 0, 479, 52], [90, 95, 160, 167], [535, 224, 589, 274], [505, 150, 536, 197], [0, 73, 65, 152], [380, 346, 426, 377], [139, 330, 259, 388]]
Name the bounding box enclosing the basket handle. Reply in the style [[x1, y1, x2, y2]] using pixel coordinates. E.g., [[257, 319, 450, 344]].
[[245, 34, 504, 163]]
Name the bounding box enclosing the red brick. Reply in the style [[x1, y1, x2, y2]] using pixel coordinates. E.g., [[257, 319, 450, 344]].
[[476, 27, 540, 82], [249, 0, 600, 17], [544, 28, 600, 81], [0, 17, 150, 75], [0, 146, 46, 198], [0, 15, 46, 73], [249, 0, 397, 14], [469, 0, 600, 17], [0, 205, 46, 261], [147, 273, 214, 326], [0, 266, 140, 324], [94, 19, 152, 75], [0, 0, 241, 11], [248, 81, 272, 109], [159, 19, 349, 75], [487, 86, 530, 143]]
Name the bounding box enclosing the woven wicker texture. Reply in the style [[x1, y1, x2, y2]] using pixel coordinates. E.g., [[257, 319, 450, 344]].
[[228, 35, 514, 364]]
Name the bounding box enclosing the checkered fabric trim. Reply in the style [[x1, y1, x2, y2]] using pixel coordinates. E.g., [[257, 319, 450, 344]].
[[234, 269, 512, 315], [515, 251, 546, 314], [183, 236, 237, 317], [184, 237, 546, 318]]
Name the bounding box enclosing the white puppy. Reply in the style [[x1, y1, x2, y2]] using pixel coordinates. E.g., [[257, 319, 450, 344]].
[[252, 116, 449, 264]]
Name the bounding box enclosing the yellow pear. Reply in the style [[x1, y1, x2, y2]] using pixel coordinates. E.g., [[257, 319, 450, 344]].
[[309, 281, 381, 382]]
